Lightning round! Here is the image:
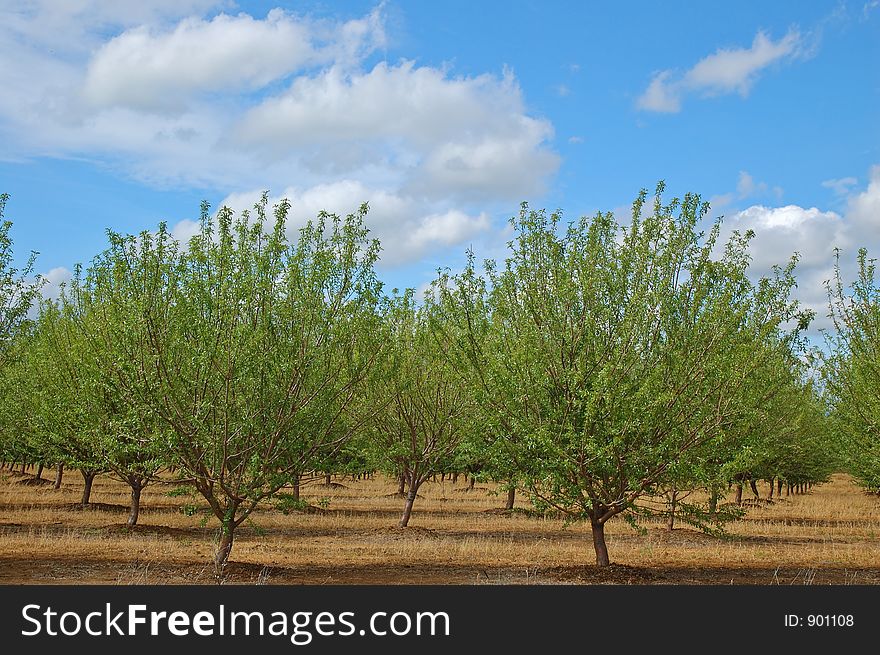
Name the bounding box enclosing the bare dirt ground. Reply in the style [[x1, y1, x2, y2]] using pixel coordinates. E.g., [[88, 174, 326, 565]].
[[0, 469, 878, 585]]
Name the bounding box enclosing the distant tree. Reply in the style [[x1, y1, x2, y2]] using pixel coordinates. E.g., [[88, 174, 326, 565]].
[[365, 290, 473, 527], [822, 248, 880, 493], [0, 194, 41, 367], [25, 302, 110, 505], [0, 194, 43, 468], [438, 185, 811, 565]]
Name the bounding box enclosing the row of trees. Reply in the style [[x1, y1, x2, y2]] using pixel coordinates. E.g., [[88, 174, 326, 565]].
[[0, 186, 857, 571]]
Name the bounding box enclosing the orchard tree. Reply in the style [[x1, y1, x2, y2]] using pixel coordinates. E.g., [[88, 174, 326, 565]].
[[0, 194, 41, 367], [822, 248, 880, 492], [438, 185, 811, 565], [0, 194, 42, 468], [365, 290, 474, 527], [26, 301, 110, 505], [84, 196, 385, 573]]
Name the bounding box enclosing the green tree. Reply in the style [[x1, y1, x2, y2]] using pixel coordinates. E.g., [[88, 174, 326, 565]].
[[822, 248, 880, 492], [0, 194, 41, 367], [25, 301, 110, 505], [365, 290, 474, 527], [83, 196, 384, 572], [438, 185, 810, 565], [0, 194, 43, 470]]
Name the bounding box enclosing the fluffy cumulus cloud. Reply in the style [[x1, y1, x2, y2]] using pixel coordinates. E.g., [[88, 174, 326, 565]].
[[638, 29, 805, 112], [0, 1, 557, 267], [717, 166, 880, 333], [83, 7, 387, 113]]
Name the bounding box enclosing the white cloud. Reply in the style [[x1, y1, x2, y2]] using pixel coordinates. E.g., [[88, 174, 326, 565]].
[[723, 204, 847, 270], [716, 165, 880, 334], [170, 219, 201, 245], [736, 171, 766, 198], [0, 2, 557, 269], [39, 266, 73, 301], [684, 30, 803, 96], [845, 165, 880, 233], [233, 62, 557, 201], [82, 7, 386, 113], [636, 71, 681, 113], [637, 29, 805, 113], [821, 176, 858, 196]]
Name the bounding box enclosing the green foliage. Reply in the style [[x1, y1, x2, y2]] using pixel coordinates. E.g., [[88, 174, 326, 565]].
[[822, 248, 880, 492], [274, 493, 311, 514], [0, 194, 41, 367], [167, 486, 196, 498], [436, 184, 815, 562], [77, 194, 385, 563], [362, 288, 474, 506]]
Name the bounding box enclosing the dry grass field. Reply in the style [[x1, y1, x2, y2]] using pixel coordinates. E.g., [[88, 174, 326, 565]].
[[0, 468, 878, 585]]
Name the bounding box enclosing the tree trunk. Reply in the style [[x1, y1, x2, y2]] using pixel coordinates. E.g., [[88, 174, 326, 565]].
[[398, 487, 418, 527], [749, 479, 760, 499], [54, 463, 64, 489], [667, 490, 677, 531], [708, 490, 718, 516], [768, 479, 774, 500], [734, 483, 743, 505], [397, 473, 405, 496], [80, 470, 96, 505], [128, 480, 143, 527], [325, 474, 331, 486], [35, 463, 44, 480], [777, 478, 783, 496], [469, 476, 475, 490], [505, 486, 516, 511], [292, 475, 300, 501], [214, 523, 235, 578], [590, 518, 610, 567]]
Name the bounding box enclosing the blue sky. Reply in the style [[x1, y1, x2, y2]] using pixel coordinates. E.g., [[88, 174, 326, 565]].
[[1, 0, 878, 332]]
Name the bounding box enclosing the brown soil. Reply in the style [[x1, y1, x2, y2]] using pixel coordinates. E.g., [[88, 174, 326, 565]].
[[1, 470, 878, 585]]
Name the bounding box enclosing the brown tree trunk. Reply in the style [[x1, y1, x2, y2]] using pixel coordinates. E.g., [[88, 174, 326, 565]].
[[80, 470, 96, 505], [35, 463, 44, 480], [734, 483, 743, 505], [214, 523, 235, 578], [777, 478, 783, 496], [768, 479, 774, 500], [54, 463, 64, 489], [667, 490, 677, 531], [469, 476, 475, 490], [325, 474, 331, 486], [590, 518, 610, 566], [505, 486, 516, 511], [749, 479, 760, 499], [397, 473, 405, 496], [128, 480, 143, 527], [398, 487, 418, 527], [292, 474, 300, 501], [708, 489, 718, 516]]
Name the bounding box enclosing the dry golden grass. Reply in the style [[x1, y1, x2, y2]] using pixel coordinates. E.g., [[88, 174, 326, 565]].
[[0, 468, 877, 584]]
